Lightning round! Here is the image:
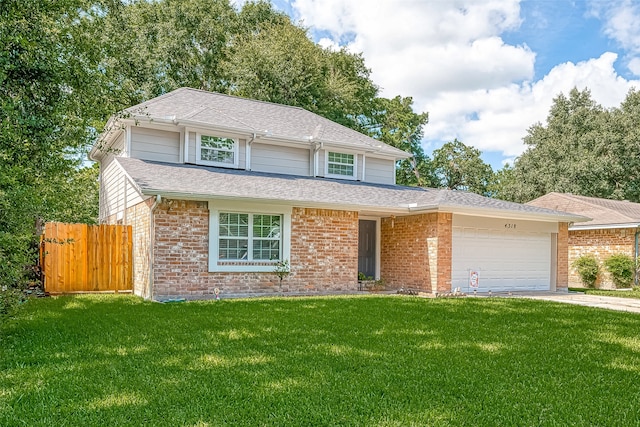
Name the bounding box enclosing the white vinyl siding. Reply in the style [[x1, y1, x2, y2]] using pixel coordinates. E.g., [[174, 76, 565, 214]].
[[451, 215, 556, 293], [187, 131, 197, 163], [99, 158, 144, 222], [130, 127, 180, 163], [251, 144, 310, 176], [364, 157, 395, 185]]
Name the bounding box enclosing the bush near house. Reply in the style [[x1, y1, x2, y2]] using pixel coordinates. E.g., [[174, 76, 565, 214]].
[[0, 287, 25, 320], [603, 253, 635, 289], [572, 254, 599, 288]]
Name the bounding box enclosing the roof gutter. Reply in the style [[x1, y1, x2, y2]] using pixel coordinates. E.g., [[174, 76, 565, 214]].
[[408, 203, 589, 223], [138, 189, 414, 216], [569, 222, 640, 230]]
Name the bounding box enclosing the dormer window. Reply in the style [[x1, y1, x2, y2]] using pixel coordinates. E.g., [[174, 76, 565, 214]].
[[197, 134, 238, 167], [326, 152, 355, 178]]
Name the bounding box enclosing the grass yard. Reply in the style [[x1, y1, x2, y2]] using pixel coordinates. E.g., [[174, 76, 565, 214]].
[[570, 287, 640, 299], [2, 295, 640, 426]]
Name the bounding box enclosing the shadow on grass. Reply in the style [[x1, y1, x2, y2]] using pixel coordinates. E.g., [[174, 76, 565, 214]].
[[1, 295, 640, 426]]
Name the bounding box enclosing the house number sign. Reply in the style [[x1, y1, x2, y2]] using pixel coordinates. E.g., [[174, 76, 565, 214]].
[[504, 223, 517, 229]]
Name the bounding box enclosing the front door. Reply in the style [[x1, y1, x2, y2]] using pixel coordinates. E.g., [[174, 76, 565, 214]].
[[358, 220, 376, 279]]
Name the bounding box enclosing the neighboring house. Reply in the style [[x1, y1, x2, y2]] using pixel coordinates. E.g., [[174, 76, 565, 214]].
[[90, 88, 585, 300], [528, 192, 640, 288]]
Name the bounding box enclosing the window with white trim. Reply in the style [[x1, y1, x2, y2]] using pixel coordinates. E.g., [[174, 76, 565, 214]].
[[209, 202, 291, 272], [197, 135, 238, 166], [218, 213, 281, 261], [327, 152, 355, 177]]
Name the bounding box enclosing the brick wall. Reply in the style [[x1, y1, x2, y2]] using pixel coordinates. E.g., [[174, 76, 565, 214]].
[[557, 222, 569, 291], [568, 227, 635, 289], [289, 208, 358, 293], [380, 212, 452, 292], [150, 200, 359, 299]]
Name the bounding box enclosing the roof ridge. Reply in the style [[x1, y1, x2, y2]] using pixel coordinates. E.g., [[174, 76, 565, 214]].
[[175, 87, 309, 112]]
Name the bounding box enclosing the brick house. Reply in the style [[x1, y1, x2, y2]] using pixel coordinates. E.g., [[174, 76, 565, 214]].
[[90, 88, 585, 300], [528, 193, 640, 288]]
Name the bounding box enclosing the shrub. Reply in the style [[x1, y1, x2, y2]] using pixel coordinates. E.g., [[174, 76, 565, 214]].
[[0, 286, 25, 320], [603, 254, 635, 289], [572, 255, 599, 288]]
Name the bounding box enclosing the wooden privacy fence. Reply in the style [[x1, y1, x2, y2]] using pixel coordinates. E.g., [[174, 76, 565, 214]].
[[41, 222, 133, 294]]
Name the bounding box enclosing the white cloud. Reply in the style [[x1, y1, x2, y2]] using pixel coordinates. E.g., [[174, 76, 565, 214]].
[[423, 53, 639, 157], [629, 57, 640, 75], [289, 0, 640, 164], [590, 0, 640, 53]]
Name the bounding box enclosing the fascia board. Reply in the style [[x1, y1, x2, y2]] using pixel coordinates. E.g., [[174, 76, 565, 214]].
[[410, 203, 590, 223], [89, 117, 122, 160], [137, 188, 412, 215], [569, 223, 640, 230]]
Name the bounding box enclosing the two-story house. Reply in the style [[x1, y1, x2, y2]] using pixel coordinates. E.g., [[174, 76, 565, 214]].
[[90, 88, 585, 300]]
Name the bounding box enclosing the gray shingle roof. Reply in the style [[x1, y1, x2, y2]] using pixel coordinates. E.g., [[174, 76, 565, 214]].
[[528, 192, 640, 227], [123, 87, 409, 158], [117, 158, 586, 221]]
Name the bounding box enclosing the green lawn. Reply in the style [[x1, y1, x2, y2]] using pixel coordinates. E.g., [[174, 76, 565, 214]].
[[570, 287, 640, 299], [2, 295, 640, 426]]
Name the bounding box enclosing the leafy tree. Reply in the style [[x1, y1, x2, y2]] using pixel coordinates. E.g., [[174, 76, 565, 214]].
[[362, 96, 434, 186], [432, 139, 493, 195], [495, 87, 640, 203], [0, 0, 108, 287]]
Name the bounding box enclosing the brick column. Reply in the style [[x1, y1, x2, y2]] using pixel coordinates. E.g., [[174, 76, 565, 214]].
[[435, 212, 452, 293], [556, 222, 569, 291]]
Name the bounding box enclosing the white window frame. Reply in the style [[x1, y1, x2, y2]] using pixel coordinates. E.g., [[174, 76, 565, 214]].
[[325, 151, 357, 179], [196, 133, 239, 167], [209, 201, 292, 272]]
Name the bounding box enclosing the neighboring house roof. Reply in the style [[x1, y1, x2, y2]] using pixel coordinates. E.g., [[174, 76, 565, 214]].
[[93, 87, 410, 159], [527, 192, 640, 229], [116, 157, 586, 222]]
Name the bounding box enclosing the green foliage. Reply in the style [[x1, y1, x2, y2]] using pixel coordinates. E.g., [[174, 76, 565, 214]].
[[497, 87, 640, 203], [0, 0, 107, 287], [603, 253, 635, 289], [0, 287, 25, 320], [2, 295, 640, 425], [273, 259, 290, 282], [432, 139, 494, 195], [572, 255, 599, 288]]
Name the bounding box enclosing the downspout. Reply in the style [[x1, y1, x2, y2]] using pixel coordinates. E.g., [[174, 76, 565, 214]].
[[313, 142, 323, 176], [148, 194, 161, 300], [246, 133, 256, 171]]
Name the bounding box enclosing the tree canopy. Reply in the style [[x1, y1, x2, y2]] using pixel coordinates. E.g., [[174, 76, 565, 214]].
[[0, 0, 433, 287], [432, 139, 493, 195], [495, 87, 640, 203]]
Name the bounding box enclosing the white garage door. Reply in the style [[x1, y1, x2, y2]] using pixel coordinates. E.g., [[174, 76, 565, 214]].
[[451, 216, 555, 293]]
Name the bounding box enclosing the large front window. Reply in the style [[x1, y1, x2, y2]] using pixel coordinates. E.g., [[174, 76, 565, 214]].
[[198, 135, 237, 166], [327, 152, 355, 177], [209, 202, 291, 272], [218, 213, 281, 260]]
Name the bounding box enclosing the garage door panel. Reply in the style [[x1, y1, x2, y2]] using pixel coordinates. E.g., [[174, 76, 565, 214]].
[[452, 225, 551, 292]]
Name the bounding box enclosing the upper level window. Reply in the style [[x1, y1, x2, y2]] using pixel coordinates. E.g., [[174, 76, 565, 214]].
[[197, 134, 238, 167], [327, 152, 355, 178]]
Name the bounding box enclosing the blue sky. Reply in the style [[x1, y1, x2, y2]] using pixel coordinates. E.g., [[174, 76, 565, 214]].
[[246, 0, 640, 169]]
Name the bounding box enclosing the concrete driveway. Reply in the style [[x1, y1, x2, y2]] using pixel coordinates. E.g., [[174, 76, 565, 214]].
[[513, 292, 640, 314]]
